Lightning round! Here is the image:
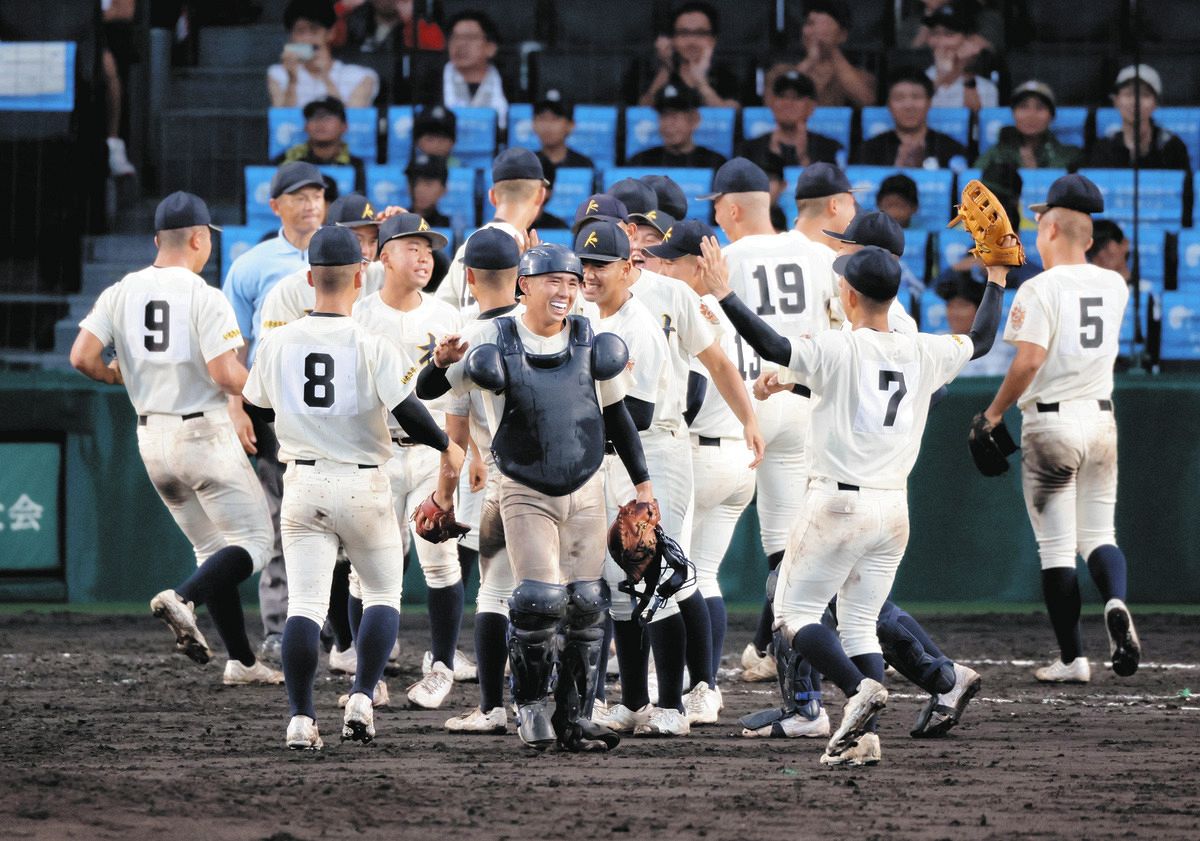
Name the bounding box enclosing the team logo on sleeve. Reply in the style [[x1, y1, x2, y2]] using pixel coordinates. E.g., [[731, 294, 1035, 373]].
[[661, 314, 676, 340], [417, 332, 437, 365], [1010, 303, 1026, 329], [698, 302, 719, 325]]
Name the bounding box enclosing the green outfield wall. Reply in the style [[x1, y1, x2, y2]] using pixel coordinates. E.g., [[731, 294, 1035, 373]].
[[1, 370, 1197, 605]]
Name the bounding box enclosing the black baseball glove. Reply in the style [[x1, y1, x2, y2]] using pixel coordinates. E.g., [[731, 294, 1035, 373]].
[[967, 412, 1019, 476]]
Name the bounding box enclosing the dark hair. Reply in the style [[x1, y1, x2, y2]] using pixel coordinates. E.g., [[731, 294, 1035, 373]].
[[283, 0, 336, 31], [876, 173, 919, 207], [1087, 219, 1126, 261], [447, 9, 500, 44], [673, 1, 719, 36], [887, 68, 935, 99]]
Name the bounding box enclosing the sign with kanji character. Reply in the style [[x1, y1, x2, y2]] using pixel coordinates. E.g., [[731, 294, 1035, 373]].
[[0, 443, 60, 571]]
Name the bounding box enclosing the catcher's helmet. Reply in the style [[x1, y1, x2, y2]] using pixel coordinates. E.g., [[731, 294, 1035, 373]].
[[518, 243, 583, 280]]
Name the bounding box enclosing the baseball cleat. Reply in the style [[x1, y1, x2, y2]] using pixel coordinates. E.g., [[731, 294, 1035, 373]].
[[328, 644, 357, 675], [223, 659, 285, 686], [634, 706, 691, 737], [820, 732, 881, 767], [407, 661, 454, 708], [1034, 657, 1091, 683], [740, 708, 830, 738], [286, 715, 323, 751], [150, 589, 211, 664], [422, 649, 478, 682], [826, 678, 888, 757], [341, 692, 376, 744], [682, 682, 721, 725], [601, 702, 654, 732], [911, 664, 981, 738], [1104, 599, 1141, 677], [338, 680, 389, 709], [515, 701, 556, 750], [444, 706, 507, 734], [740, 643, 777, 682]]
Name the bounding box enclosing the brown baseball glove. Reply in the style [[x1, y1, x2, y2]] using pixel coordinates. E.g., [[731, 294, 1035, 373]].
[[948, 179, 1026, 267], [411, 492, 470, 543], [607, 500, 661, 583]]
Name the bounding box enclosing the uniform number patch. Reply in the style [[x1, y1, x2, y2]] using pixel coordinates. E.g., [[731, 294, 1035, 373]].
[[281, 344, 359, 416], [751, 262, 806, 317], [853, 361, 920, 436]]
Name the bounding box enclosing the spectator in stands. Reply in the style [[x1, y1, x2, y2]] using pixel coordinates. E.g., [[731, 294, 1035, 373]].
[[923, 3, 997, 111], [338, 0, 445, 52], [1087, 220, 1132, 281], [442, 10, 508, 125], [271, 97, 366, 193], [736, 71, 842, 167], [936, 274, 1015, 376], [639, 1, 741, 109], [103, 0, 136, 177], [531, 90, 595, 171], [629, 84, 727, 169], [900, 0, 1002, 55], [269, 0, 380, 108], [532, 159, 570, 230], [413, 105, 458, 166], [854, 69, 968, 168], [975, 81, 1082, 172], [789, 0, 876, 108], [1090, 65, 1191, 172], [876, 173, 920, 228], [406, 153, 450, 228]]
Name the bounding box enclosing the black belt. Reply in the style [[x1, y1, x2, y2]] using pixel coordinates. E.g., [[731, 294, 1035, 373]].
[[1036, 400, 1113, 413], [837, 482, 859, 491], [697, 436, 721, 447], [293, 459, 377, 469], [138, 411, 204, 426], [794, 385, 812, 398]]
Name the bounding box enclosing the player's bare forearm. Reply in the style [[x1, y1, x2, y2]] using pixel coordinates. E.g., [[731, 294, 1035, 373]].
[[634, 480, 654, 504], [69, 330, 120, 385], [207, 349, 249, 396], [227, 395, 258, 454], [435, 441, 465, 509], [445, 413, 470, 452], [985, 341, 1047, 425]]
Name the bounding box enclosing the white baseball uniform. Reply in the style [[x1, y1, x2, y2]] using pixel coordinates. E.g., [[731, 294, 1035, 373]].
[[1004, 263, 1128, 570], [436, 221, 526, 312], [79, 266, 272, 570], [773, 327, 974, 657], [259, 262, 384, 335], [243, 313, 417, 627]]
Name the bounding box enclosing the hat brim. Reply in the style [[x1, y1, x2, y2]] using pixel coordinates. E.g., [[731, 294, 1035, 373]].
[[794, 186, 866, 200], [275, 177, 327, 198], [696, 192, 722, 201], [572, 214, 625, 236], [832, 253, 854, 277], [579, 253, 626, 264], [208, 223, 224, 233], [380, 230, 450, 251], [310, 256, 370, 267], [642, 242, 690, 260], [629, 211, 675, 235], [822, 227, 855, 244], [1027, 202, 1050, 214], [335, 219, 381, 228]]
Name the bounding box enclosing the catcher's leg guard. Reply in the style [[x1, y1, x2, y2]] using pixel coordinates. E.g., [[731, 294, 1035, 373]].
[[508, 580, 568, 750], [877, 600, 955, 695], [739, 627, 823, 731], [553, 580, 619, 752]]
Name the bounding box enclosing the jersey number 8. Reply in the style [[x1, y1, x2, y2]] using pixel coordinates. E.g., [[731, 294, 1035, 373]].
[[303, 353, 336, 408]]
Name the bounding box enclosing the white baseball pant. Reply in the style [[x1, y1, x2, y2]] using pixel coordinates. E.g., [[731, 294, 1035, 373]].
[[499, 470, 607, 584], [475, 456, 515, 616], [689, 435, 755, 598], [455, 459, 485, 553], [753, 389, 812, 556]]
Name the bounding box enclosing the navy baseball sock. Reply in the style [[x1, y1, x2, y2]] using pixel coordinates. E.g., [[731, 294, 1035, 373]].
[[176, 545, 252, 605], [678, 592, 714, 689], [205, 584, 255, 666], [282, 616, 321, 720], [427, 582, 464, 667], [328, 562, 353, 652], [1086, 545, 1128, 603], [595, 614, 613, 703], [613, 618, 650, 710], [791, 623, 864, 697], [850, 653, 885, 733], [648, 613, 687, 712], [752, 550, 786, 653], [351, 605, 400, 697], [475, 612, 509, 712], [457, 546, 479, 593], [348, 595, 364, 640], [1041, 567, 1084, 662], [705, 596, 727, 678]]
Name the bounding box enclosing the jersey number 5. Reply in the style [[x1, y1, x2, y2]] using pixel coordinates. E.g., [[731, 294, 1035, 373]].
[[303, 352, 336, 408], [144, 301, 170, 351], [1079, 297, 1104, 349], [752, 263, 806, 316]]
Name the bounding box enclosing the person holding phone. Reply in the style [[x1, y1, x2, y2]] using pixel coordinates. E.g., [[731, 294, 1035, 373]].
[[268, 0, 379, 108]]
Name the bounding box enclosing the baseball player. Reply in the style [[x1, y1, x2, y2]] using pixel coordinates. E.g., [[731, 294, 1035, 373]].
[[434, 242, 654, 752], [700, 237, 1007, 765], [241, 225, 465, 750], [351, 212, 469, 708], [979, 174, 1140, 683], [69, 191, 280, 687]]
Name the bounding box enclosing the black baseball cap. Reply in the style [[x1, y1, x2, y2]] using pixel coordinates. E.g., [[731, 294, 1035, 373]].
[[833, 246, 900, 301], [699, 157, 770, 200], [642, 219, 715, 260], [413, 105, 457, 141], [534, 88, 574, 120], [641, 175, 688, 220], [794, 162, 859, 200], [608, 177, 672, 232], [572, 193, 629, 234], [1011, 80, 1057, 115], [806, 0, 852, 29], [464, 227, 520, 270], [923, 2, 975, 33], [309, 225, 367, 266], [1028, 173, 1105, 215], [154, 191, 221, 232], [773, 70, 817, 99], [302, 96, 347, 122], [824, 211, 905, 257], [491, 147, 548, 184], [576, 219, 631, 263], [378, 213, 449, 253], [328, 193, 378, 227], [406, 152, 449, 183], [655, 83, 702, 113], [270, 161, 326, 198], [876, 173, 919, 207]]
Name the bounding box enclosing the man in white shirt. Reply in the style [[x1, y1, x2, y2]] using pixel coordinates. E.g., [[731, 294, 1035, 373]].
[[980, 174, 1140, 684], [268, 2, 379, 107], [442, 11, 509, 126]]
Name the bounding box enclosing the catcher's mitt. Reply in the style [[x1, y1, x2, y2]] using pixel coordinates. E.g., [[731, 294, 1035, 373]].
[[967, 412, 1019, 476], [607, 500, 661, 582], [948, 179, 1026, 267], [411, 492, 470, 543]]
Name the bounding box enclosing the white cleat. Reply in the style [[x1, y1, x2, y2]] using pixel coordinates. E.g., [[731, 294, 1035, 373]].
[[635, 706, 691, 737], [342, 692, 376, 743], [223, 659, 285, 686], [740, 643, 777, 682], [1104, 598, 1141, 677], [741, 708, 831, 739], [423, 649, 478, 682], [1034, 657, 1091, 683], [107, 137, 136, 177], [150, 589, 211, 664], [338, 680, 389, 708], [821, 732, 881, 767], [682, 682, 721, 725], [444, 706, 507, 734], [603, 702, 655, 733], [407, 660, 454, 708], [328, 645, 357, 675], [826, 678, 888, 757], [389, 639, 401, 662], [286, 715, 323, 750]]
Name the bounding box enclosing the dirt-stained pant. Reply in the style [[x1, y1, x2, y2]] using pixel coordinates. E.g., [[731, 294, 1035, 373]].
[[689, 434, 756, 598], [476, 458, 515, 616], [499, 471, 607, 585]]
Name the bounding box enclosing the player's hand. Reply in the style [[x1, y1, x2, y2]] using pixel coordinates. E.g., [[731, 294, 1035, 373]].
[[983, 407, 1004, 428], [468, 454, 488, 493], [743, 420, 765, 469], [106, 358, 124, 386], [375, 204, 408, 221], [752, 370, 780, 401], [697, 236, 731, 298], [434, 334, 469, 367], [525, 228, 540, 252], [228, 399, 257, 455], [634, 480, 655, 504], [984, 264, 1010, 287]]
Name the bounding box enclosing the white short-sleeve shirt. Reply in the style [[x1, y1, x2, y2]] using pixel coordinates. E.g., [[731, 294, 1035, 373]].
[[267, 59, 379, 108]]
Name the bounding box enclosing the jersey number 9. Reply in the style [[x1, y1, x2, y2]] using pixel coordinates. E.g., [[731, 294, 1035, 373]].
[[144, 301, 170, 351], [752, 263, 806, 316]]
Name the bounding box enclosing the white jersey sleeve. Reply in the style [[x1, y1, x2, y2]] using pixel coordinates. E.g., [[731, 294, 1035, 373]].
[[242, 334, 275, 409], [365, 332, 419, 410], [195, 286, 246, 362], [918, 332, 974, 387], [259, 270, 311, 334], [79, 285, 118, 346]]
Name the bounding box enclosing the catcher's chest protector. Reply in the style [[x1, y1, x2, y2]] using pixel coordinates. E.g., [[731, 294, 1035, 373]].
[[491, 315, 606, 496]]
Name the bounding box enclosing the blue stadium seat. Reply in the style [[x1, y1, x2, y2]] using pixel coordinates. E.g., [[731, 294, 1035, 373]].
[[365, 165, 477, 230], [267, 106, 378, 162], [624, 106, 736, 161], [366, 163, 409, 209], [845, 167, 954, 230], [535, 228, 574, 248], [919, 290, 949, 333], [1078, 168, 1187, 226], [219, 224, 275, 276], [507, 103, 535, 151], [244, 164, 355, 222], [1159, 291, 1200, 359], [936, 227, 976, 273], [506, 103, 617, 168], [740, 106, 852, 155], [449, 107, 498, 170], [1178, 228, 1200, 289], [976, 106, 1088, 153], [1095, 107, 1200, 170], [1133, 225, 1169, 287], [902, 229, 930, 285], [860, 106, 971, 147], [385, 106, 414, 166], [444, 168, 479, 229], [601, 167, 713, 221], [545, 167, 595, 222]]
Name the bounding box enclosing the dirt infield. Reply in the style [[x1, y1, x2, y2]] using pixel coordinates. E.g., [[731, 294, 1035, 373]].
[[1, 609, 1198, 841]]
